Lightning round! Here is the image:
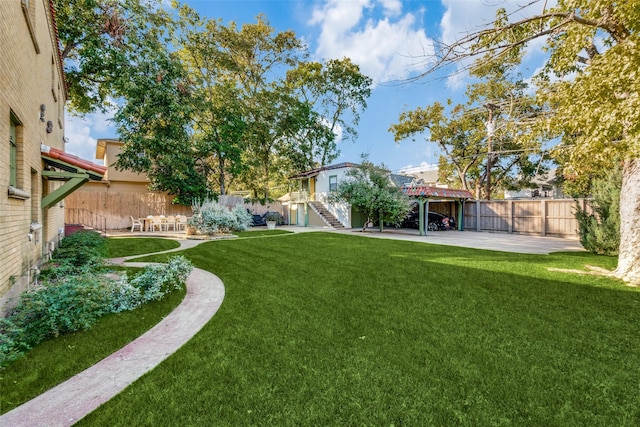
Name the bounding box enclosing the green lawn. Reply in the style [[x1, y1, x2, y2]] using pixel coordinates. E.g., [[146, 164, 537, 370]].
[[71, 232, 639, 426], [106, 237, 181, 258]]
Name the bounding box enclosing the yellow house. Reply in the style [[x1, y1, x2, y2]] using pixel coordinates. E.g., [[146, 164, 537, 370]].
[[64, 138, 192, 230], [1, 0, 106, 312]]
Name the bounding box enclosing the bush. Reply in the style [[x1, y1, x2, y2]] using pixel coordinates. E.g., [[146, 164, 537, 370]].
[[0, 230, 193, 368], [130, 256, 192, 303], [53, 230, 107, 268], [40, 231, 107, 282], [190, 199, 253, 234], [0, 318, 30, 367], [575, 166, 621, 256], [10, 275, 113, 344], [264, 211, 284, 224]]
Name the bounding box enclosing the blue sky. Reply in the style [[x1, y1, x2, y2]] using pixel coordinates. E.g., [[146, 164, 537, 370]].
[[65, 0, 548, 174]]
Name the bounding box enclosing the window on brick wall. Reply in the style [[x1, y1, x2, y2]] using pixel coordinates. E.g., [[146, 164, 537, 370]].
[[21, 0, 40, 53], [8, 112, 29, 200], [9, 117, 18, 187]]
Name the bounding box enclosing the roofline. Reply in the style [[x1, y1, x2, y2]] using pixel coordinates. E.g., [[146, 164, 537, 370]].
[[42, 144, 107, 177], [289, 162, 360, 179], [49, 0, 68, 100]]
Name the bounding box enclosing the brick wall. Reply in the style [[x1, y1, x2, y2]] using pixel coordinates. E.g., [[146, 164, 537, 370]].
[[0, 0, 67, 307]]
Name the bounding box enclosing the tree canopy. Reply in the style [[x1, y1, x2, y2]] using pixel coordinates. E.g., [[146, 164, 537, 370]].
[[55, 0, 175, 114], [391, 61, 548, 199], [55, 1, 372, 204], [416, 1, 639, 284]]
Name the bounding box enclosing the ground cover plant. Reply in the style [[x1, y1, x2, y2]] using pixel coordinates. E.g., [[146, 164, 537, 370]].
[[0, 288, 184, 413], [0, 235, 186, 413], [76, 232, 639, 426], [0, 232, 192, 368]]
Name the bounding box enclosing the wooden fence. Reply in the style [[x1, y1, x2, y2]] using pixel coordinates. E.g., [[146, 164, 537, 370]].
[[65, 191, 286, 230], [463, 199, 589, 237]]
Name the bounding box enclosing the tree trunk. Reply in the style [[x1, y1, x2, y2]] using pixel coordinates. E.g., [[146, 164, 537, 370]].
[[615, 158, 640, 285], [218, 155, 226, 195]]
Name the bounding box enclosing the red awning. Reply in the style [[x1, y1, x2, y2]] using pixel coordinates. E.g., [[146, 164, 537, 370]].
[[41, 144, 106, 180], [402, 185, 473, 199]]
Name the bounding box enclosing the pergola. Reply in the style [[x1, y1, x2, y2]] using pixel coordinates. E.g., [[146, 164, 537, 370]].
[[402, 186, 474, 236]]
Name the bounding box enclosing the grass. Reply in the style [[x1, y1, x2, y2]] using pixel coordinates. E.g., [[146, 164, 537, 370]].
[[72, 232, 640, 426], [106, 237, 180, 258], [0, 237, 186, 414], [234, 229, 293, 238]]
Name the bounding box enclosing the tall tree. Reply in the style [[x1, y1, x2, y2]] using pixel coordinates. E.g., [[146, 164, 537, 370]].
[[391, 62, 547, 199], [54, 0, 174, 114], [174, 9, 249, 196], [417, 1, 639, 284], [111, 47, 202, 205], [286, 58, 373, 168]]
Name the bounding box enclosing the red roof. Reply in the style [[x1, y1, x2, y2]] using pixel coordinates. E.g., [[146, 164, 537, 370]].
[[41, 144, 107, 178], [402, 185, 473, 199]]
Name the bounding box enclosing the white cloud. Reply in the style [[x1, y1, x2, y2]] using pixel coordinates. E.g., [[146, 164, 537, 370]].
[[64, 105, 117, 164], [310, 0, 435, 84], [380, 0, 402, 16], [399, 161, 439, 174]]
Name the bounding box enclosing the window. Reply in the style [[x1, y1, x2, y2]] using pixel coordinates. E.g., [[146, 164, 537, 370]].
[[51, 56, 57, 102], [8, 113, 29, 200], [329, 175, 337, 193], [21, 0, 40, 53], [9, 117, 18, 187]]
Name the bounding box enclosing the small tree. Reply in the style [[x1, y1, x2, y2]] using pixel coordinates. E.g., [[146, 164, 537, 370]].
[[575, 166, 621, 256], [331, 158, 411, 232]]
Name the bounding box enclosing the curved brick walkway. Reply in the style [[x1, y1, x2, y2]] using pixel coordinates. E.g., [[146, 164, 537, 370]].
[[0, 240, 223, 427]]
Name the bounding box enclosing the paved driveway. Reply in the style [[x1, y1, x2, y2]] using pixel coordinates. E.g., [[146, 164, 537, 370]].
[[279, 226, 584, 255]]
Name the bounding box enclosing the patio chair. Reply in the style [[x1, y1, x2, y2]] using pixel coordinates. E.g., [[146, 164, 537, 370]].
[[130, 216, 143, 232], [150, 215, 164, 232], [176, 215, 188, 231], [165, 215, 176, 231], [144, 215, 154, 231]]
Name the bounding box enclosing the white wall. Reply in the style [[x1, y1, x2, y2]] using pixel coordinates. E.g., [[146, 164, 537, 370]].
[[315, 166, 353, 228]]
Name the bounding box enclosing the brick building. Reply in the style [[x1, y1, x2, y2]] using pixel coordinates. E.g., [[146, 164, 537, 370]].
[[0, 0, 105, 313]]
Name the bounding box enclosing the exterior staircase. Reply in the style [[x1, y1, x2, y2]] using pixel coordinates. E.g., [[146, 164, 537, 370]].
[[308, 201, 345, 229]]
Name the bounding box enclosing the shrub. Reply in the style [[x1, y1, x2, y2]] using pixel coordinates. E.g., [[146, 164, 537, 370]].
[[190, 199, 252, 234], [0, 239, 193, 368], [0, 318, 30, 367], [53, 230, 107, 268], [231, 204, 253, 231], [109, 276, 143, 313], [9, 275, 113, 344], [575, 166, 621, 256], [40, 231, 107, 282], [264, 211, 284, 224]]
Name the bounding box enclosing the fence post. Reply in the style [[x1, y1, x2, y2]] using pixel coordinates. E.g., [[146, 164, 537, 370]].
[[508, 200, 513, 234], [476, 200, 481, 232], [540, 199, 547, 237]]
